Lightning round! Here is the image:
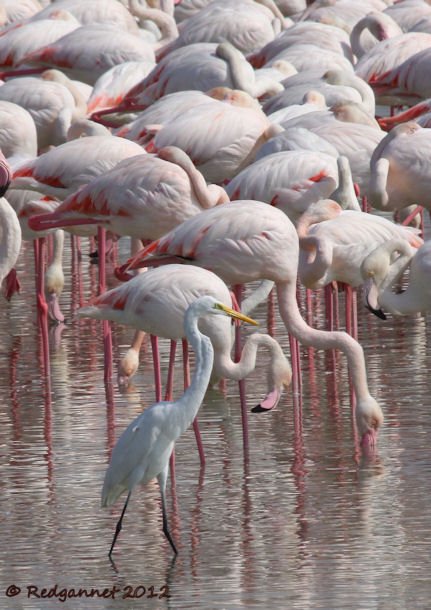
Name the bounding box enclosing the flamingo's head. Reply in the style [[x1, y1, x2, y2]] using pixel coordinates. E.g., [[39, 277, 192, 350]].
[[356, 396, 384, 451]]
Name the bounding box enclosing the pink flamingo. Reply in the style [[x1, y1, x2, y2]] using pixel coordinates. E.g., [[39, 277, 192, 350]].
[[112, 89, 223, 142], [0, 73, 87, 150], [362, 238, 431, 317], [369, 122, 431, 213], [0, 14, 79, 69], [137, 96, 273, 184], [369, 46, 431, 106], [78, 264, 292, 415], [383, 0, 431, 32], [0, 197, 21, 297], [354, 31, 431, 103], [27, 147, 228, 239], [1, 0, 42, 25], [86, 60, 156, 116], [31, 0, 141, 35], [11, 135, 145, 200], [16, 24, 155, 85], [95, 41, 284, 123], [117, 200, 384, 449], [349, 11, 403, 59], [157, 0, 284, 60], [225, 149, 340, 223], [0, 100, 38, 162], [248, 20, 353, 68], [263, 68, 376, 117]]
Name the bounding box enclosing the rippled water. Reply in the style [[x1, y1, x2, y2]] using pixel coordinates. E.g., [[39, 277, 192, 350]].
[[1, 236, 430, 610]]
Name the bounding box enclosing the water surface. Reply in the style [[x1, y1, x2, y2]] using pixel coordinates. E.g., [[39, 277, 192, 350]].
[[0, 237, 430, 610]]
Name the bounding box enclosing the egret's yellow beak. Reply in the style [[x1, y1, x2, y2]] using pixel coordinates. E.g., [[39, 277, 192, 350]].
[[215, 303, 259, 326]]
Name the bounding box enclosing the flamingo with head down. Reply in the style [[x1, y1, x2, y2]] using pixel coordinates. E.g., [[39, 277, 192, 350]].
[[362, 238, 431, 317], [78, 264, 292, 411], [369, 121, 431, 213]]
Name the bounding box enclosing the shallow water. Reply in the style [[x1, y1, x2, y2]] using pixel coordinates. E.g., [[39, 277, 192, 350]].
[[0, 236, 430, 610]]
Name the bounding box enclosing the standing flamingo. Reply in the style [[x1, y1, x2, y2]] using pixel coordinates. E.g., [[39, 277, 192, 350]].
[[117, 200, 384, 449], [362, 238, 431, 317], [78, 264, 292, 410], [100, 295, 258, 557], [0, 100, 38, 163], [248, 21, 353, 68], [17, 24, 155, 85], [297, 202, 424, 289], [11, 135, 146, 200], [157, 0, 284, 59], [27, 147, 228, 239], [97, 41, 284, 122], [31, 0, 142, 34], [0, 15, 79, 69], [225, 149, 340, 223], [0, 75, 86, 150], [369, 122, 431, 212], [0, 197, 21, 296]]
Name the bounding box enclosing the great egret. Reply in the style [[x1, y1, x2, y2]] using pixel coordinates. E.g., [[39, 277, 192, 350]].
[[101, 295, 258, 557]]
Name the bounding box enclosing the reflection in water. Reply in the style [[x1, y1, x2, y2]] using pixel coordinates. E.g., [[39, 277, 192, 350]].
[[0, 237, 430, 609]]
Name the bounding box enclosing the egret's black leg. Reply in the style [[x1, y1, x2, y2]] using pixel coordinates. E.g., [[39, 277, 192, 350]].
[[158, 467, 178, 555], [108, 491, 131, 558], [161, 487, 178, 555]]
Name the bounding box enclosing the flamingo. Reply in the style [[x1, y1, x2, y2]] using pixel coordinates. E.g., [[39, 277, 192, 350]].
[[297, 202, 424, 290], [0, 197, 21, 297], [369, 46, 431, 105], [6, 188, 69, 316], [97, 42, 284, 121], [17, 24, 155, 85], [304, 121, 385, 198], [140, 96, 273, 183], [369, 122, 431, 213], [255, 125, 340, 161], [1, 0, 42, 25], [86, 60, 156, 116], [225, 150, 340, 223], [362, 238, 431, 317], [100, 295, 258, 557], [349, 11, 403, 60], [353, 32, 431, 103], [128, 3, 179, 48], [112, 89, 225, 141], [0, 15, 79, 69], [382, 0, 431, 32], [248, 21, 353, 68], [116, 200, 384, 449], [0, 101, 38, 162], [11, 135, 146, 200], [78, 264, 292, 410], [0, 151, 21, 296], [157, 0, 284, 60], [300, 0, 394, 31], [27, 147, 228, 239], [263, 68, 376, 117], [31, 0, 141, 35], [44, 229, 65, 323], [0, 74, 86, 150]]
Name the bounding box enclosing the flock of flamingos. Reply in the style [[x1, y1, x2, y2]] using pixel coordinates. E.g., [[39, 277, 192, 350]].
[[1, 0, 431, 557]]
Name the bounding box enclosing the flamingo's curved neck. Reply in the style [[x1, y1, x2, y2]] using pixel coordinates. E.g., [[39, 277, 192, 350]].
[[276, 279, 372, 402]]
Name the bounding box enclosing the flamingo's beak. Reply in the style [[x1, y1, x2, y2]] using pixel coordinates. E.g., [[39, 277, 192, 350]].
[[364, 279, 387, 320], [360, 428, 378, 452]]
